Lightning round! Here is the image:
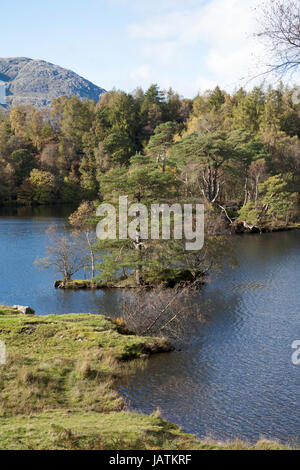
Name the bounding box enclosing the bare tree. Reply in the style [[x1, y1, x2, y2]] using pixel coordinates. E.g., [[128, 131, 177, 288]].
[[258, 0, 300, 75], [35, 225, 87, 285], [120, 281, 204, 342]]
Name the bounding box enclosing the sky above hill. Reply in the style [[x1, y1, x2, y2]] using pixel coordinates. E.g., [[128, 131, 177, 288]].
[[0, 0, 290, 97]]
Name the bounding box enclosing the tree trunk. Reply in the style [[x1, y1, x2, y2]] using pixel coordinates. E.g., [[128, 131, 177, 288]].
[[63, 273, 71, 285], [135, 229, 143, 286], [135, 268, 142, 285], [243, 176, 249, 206], [86, 232, 95, 286]]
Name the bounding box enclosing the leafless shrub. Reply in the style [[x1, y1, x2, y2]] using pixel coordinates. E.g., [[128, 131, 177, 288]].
[[120, 281, 204, 343], [34, 225, 87, 284]]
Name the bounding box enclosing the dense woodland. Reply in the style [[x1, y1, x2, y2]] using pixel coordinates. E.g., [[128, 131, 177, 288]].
[[1, 83, 300, 230], [2, 83, 297, 284]]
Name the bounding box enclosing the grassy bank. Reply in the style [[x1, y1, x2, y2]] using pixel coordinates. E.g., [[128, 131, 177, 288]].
[[0, 306, 291, 450]]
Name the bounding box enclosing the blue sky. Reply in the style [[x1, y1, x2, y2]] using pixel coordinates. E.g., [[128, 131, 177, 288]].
[[0, 0, 279, 97]]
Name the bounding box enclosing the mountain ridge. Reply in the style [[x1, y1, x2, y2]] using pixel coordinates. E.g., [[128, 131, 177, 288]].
[[0, 57, 106, 108]]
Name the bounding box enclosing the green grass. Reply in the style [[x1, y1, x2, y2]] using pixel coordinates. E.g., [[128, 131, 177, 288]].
[[0, 409, 291, 450], [54, 279, 139, 289], [0, 310, 293, 450], [0, 305, 20, 315]]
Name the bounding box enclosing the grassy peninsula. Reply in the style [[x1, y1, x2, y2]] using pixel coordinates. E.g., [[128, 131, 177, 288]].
[[0, 306, 291, 450]]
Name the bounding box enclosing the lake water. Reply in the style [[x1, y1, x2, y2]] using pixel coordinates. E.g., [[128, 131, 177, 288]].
[[0, 206, 299, 445], [0, 205, 122, 317]]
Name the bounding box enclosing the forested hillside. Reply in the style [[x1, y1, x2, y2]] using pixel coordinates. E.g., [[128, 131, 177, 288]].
[[0, 83, 300, 231]]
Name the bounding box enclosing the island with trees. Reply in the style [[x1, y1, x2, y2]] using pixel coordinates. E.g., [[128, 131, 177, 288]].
[[2, 82, 291, 287]]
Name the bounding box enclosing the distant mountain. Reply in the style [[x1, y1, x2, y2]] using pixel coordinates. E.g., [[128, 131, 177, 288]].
[[0, 57, 106, 108]]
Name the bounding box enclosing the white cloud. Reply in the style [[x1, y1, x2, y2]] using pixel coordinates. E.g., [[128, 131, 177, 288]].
[[195, 76, 219, 93], [142, 41, 179, 64], [112, 0, 203, 13], [128, 0, 258, 45], [130, 65, 151, 81], [127, 0, 267, 93], [128, 11, 188, 41]]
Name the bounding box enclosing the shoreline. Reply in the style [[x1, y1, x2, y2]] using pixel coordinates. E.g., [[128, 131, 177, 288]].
[[54, 278, 206, 290], [0, 306, 292, 450], [234, 222, 300, 234]]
